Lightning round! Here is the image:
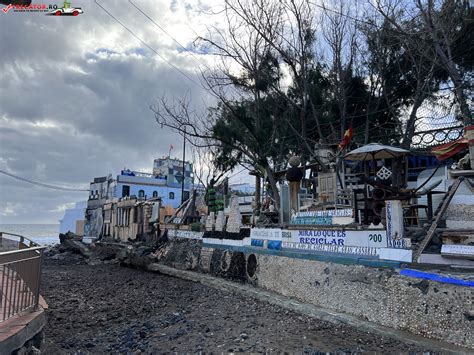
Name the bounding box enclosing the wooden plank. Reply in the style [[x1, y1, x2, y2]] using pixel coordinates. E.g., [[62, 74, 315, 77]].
[[413, 177, 464, 262]]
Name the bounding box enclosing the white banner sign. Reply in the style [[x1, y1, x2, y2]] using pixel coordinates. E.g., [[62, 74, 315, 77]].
[[288, 229, 387, 248], [251, 227, 388, 248], [168, 230, 203, 240], [291, 209, 354, 226], [250, 228, 282, 240], [294, 209, 353, 217], [282, 242, 379, 256]]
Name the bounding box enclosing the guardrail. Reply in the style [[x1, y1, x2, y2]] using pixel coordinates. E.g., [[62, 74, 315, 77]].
[[0, 232, 39, 252], [0, 233, 45, 322]]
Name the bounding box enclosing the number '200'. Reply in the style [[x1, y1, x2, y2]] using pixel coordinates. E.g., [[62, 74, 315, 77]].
[[369, 234, 383, 242]]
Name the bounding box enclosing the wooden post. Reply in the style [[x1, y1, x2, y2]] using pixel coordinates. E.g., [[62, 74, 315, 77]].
[[289, 181, 300, 212], [255, 174, 261, 216], [465, 125, 474, 170]]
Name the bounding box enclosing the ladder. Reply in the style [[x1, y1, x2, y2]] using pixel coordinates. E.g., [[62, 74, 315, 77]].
[[412, 177, 464, 262]]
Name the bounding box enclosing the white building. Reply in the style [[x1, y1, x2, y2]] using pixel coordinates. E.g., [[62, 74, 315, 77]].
[[59, 201, 87, 235]]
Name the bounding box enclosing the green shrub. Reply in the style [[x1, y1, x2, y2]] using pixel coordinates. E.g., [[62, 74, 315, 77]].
[[191, 222, 202, 232]]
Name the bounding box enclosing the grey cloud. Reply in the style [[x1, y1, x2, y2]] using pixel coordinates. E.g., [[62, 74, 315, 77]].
[[0, 0, 215, 224]]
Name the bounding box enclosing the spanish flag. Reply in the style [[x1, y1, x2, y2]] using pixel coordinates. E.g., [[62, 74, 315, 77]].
[[339, 126, 353, 150], [431, 137, 468, 161]]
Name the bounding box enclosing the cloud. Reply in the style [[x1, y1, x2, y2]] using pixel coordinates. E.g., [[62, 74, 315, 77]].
[[0, 0, 217, 224]]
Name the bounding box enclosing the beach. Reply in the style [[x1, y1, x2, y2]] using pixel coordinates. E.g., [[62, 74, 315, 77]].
[[41, 253, 432, 353]]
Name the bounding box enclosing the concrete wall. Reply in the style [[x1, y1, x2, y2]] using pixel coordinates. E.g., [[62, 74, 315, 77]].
[[150, 238, 473, 349]]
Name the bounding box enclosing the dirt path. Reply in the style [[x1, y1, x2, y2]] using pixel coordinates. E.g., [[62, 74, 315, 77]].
[[41, 257, 432, 353]]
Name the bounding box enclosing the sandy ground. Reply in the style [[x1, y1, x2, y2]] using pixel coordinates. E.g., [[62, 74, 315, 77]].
[[41, 255, 433, 354]]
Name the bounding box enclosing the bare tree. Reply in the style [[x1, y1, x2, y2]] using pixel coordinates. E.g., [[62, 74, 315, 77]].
[[152, 1, 285, 209], [320, 0, 359, 140]]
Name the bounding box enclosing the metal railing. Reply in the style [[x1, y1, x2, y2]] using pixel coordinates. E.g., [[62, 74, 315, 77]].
[[0, 233, 45, 322], [0, 232, 39, 252]]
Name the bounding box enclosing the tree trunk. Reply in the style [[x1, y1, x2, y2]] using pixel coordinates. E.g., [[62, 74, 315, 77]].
[[265, 165, 281, 210], [254, 174, 261, 216], [401, 93, 424, 148]]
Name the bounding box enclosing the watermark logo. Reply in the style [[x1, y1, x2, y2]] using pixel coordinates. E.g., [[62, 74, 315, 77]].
[[2, 1, 83, 16], [2, 4, 13, 13], [46, 1, 83, 16]]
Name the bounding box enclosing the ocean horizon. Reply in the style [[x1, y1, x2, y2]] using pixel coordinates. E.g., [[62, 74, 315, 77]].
[[0, 224, 60, 246]]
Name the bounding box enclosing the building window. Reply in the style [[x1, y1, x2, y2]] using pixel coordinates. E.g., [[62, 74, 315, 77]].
[[138, 190, 145, 198], [152, 191, 158, 198], [169, 192, 175, 200], [122, 185, 130, 197]]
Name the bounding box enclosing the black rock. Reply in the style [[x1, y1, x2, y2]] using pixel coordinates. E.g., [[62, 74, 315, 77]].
[[143, 321, 154, 329], [85, 342, 96, 348]]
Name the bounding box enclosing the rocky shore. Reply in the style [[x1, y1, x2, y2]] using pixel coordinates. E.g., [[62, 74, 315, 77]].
[[40, 243, 433, 353]]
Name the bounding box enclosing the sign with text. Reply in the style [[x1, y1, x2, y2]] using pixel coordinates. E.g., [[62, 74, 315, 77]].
[[388, 238, 412, 249], [250, 228, 282, 240], [291, 209, 354, 225], [288, 229, 387, 248], [168, 230, 203, 240], [282, 242, 379, 257]]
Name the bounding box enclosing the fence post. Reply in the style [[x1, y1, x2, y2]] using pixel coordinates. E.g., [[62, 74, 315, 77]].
[[33, 249, 44, 311]]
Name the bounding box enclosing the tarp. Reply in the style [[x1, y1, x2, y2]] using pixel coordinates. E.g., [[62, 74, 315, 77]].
[[400, 268, 474, 287], [431, 137, 468, 161]]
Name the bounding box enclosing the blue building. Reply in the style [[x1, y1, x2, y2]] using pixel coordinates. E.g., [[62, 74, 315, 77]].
[[114, 157, 194, 208]]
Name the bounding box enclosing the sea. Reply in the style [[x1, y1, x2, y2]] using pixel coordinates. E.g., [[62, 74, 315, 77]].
[[0, 224, 60, 246]]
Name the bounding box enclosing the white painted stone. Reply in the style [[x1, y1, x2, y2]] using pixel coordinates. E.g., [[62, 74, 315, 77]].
[[226, 196, 242, 233], [385, 200, 404, 240], [215, 211, 226, 232], [441, 244, 474, 258], [203, 237, 222, 245], [221, 239, 244, 247], [378, 248, 413, 262], [205, 212, 215, 231]]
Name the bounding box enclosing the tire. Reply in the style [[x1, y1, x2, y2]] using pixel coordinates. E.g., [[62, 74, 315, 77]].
[[55, 10, 61, 16], [73, 10, 79, 16], [246, 254, 257, 281]]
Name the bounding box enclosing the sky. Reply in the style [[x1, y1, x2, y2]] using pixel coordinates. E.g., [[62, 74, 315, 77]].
[[0, 0, 234, 224]]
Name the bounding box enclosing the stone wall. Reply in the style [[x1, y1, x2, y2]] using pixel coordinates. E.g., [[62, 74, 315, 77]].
[[255, 254, 473, 349], [446, 178, 474, 229], [122, 238, 474, 349]]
